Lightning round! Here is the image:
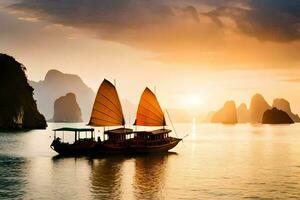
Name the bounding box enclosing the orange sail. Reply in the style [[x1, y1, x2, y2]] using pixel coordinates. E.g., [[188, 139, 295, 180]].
[[134, 87, 166, 126], [89, 79, 125, 126]]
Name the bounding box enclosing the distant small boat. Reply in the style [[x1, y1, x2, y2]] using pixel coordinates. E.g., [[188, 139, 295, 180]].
[[130, 88, 182, 153]]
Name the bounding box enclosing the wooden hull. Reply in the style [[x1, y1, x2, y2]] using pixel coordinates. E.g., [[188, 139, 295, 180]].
[[51, 138, 181, 155], [50, 140, 96, 156], [89, 141, 131, 155], [130, 138, 181, 153]]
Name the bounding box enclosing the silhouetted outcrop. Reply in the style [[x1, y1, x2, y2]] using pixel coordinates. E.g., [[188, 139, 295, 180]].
[[52, 93, 82, 122], [0, 54, 47, 130], [204, 111, 216, 123], [249, 94, 271, 123], [29, 70, 95, 121], [211, 101, 237, 124], [262, 108, 294, 124], [273, 98, 300, 122], [237, 103, 250, 123]]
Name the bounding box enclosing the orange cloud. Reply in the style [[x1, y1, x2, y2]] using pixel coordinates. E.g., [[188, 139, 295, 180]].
[[7, 0, 300, 69]]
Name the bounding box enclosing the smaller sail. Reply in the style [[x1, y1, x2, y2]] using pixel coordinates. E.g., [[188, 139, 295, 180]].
[[89, 79, 125, 126], [134, 87, 166, 126]]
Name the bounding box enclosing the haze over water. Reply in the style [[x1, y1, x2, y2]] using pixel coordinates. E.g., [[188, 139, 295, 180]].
[[1, 123, 300, 199]]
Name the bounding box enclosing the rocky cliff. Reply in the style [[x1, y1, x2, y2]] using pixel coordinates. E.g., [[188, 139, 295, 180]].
[[52, 93, 82, 122], [29, 69, 95, 121], [273, 98, 300, 122], [249, 94, 271, 123], [211, 101, 237, 124], [262, 108, 294, 124], [237, 103, 250, 123], [0, 54, 47, 130]]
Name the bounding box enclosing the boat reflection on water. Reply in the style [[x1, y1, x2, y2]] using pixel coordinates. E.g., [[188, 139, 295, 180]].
[[89, 156, 126, 199], [88, 153, 176, 199], [133, 153, 176, 200]]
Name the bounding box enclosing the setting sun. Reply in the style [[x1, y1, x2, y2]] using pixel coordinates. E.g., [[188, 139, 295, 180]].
[[183, 95, 204, 109], [1, 1, 300, 199]]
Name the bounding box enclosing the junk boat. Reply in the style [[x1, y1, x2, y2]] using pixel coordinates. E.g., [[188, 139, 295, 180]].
[[50, 80, 182, 155], [130, 88, 182, 153], [88, 79, 134, 154], [50, 127, 96, 155]]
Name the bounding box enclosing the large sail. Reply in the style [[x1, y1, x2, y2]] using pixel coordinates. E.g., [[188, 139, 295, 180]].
[[134, 87, 166, 126], [89, 79, 125, 126]]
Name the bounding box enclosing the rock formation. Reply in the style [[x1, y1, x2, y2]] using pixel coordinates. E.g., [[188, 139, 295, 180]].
[[262, 108, 294, 124], [237, 103, 250, 123], [249, 94, 271, 123], [204, 111, 216, 123], [29, 69, 95, 121], [211, 101, 237, 124], [52, 93, 82, 122], [0, 54, 47, 129], [272, 98, 300, 122]]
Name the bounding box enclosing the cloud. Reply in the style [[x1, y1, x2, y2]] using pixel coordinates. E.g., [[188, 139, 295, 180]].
[[207, 0, 300, 42], [7, 0, 300, 68], [282, 78, 300, 83]]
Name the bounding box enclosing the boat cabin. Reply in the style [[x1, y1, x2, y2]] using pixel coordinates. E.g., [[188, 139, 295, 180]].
[[53, 127, 95, 143], [134, 129, 171, 141], [104, 128, 133, 143]]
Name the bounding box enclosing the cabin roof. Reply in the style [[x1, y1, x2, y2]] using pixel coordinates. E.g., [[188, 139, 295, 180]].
[[105, 127, 133, 135], [53, 127, 94, 132], [135, 129, 171, 135]]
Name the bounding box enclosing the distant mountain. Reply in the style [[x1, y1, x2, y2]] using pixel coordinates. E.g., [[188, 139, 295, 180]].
[[0, 54, 46, 130], [249, 94, 271, 123], [204, 111, 216, 123], [208, 94, 299, 124], [211, 101, 237, 124], [262, 108, 294, 124], [52, 93, 82, 122], [29, 70, 95, 121], [237, 103, 250, 123], [273, 98, 300, 122]]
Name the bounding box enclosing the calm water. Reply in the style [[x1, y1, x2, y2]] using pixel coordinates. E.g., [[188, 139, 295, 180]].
[[1, 123, 300, 200]]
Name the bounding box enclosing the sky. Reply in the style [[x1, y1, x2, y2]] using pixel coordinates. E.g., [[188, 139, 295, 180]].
[[0, 0, 300, 116]]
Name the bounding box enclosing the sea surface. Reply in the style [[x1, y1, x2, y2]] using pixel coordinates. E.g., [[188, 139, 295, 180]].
[[1, 123, 300, 200]]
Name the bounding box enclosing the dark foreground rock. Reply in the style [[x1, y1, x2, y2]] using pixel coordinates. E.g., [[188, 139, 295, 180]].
[[262, 108, 294, 124], [52, 93, 83, 122], [273, 98, 300, 122], [0, 54, 47, 130]]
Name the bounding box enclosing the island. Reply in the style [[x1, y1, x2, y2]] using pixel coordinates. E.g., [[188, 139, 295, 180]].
[[29, 69, 95, 121], [237, 103, 250, 123], [52, 93, 83, 122], [211, 101, 238, 124], [273, 98, 300, 122], [249, 94, 271, 123], [262, 108, 294, 124], [0, 54, 47, 130]]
